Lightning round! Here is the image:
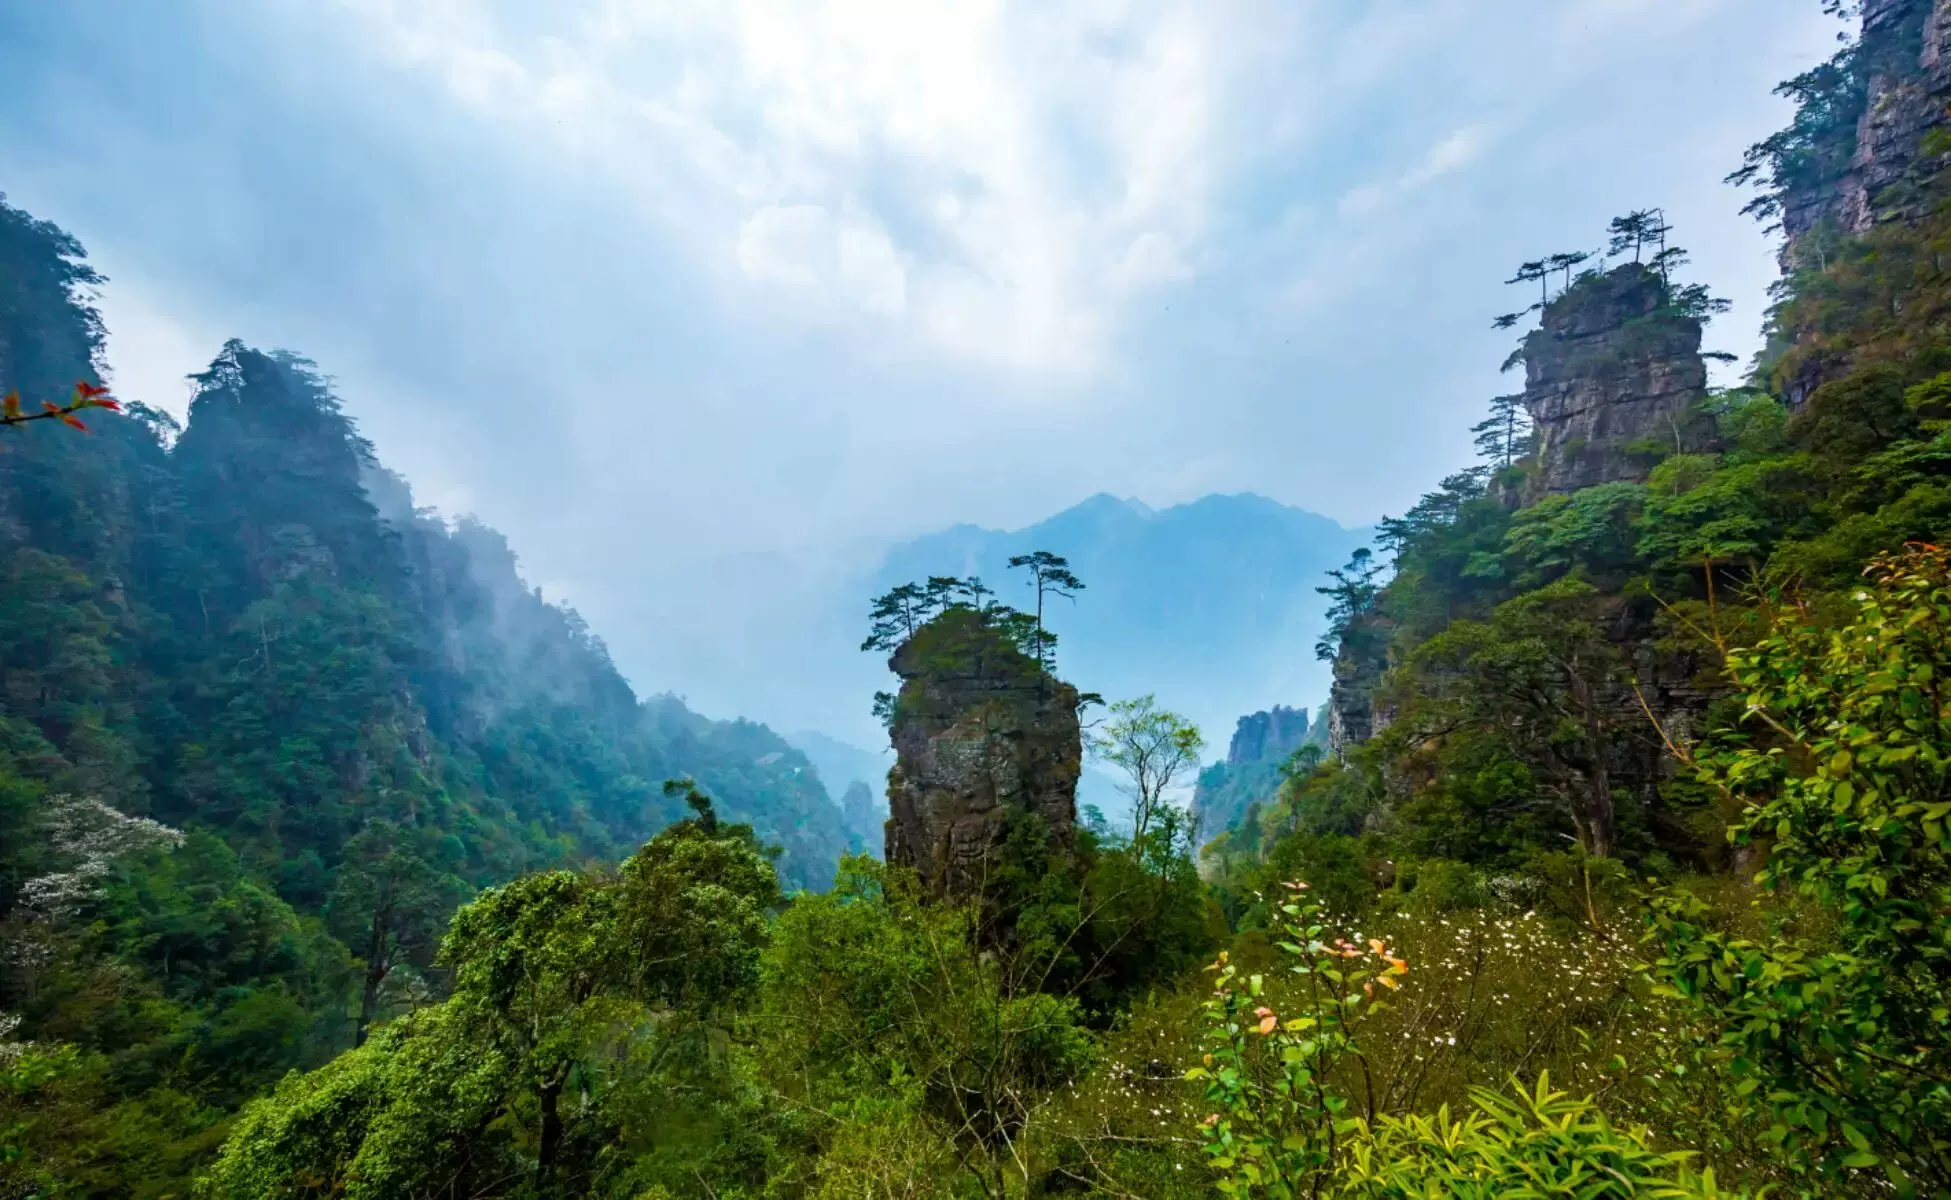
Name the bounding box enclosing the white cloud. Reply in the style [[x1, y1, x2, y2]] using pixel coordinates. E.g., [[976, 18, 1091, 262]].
[[1119, 231, 1195, 289], [1339, 124, 1492, 220], [736, 203, 908, 316], [3, 0, 1850, 741], [335, 0, 1225, 376], [92, 275, 214, 420]]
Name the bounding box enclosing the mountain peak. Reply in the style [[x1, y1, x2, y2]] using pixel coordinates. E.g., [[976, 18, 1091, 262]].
[[874, 491, 1372, 750], [1067, 492, 1154, 520]]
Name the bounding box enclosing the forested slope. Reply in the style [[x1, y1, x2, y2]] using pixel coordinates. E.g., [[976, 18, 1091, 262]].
[[13, 1, 1951, 1196], [0, 192, 850, 1190]]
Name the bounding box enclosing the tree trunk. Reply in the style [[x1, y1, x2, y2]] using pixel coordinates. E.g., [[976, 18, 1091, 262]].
[[1578, 714, 1614, 859], [354, 915, 391, 1046], [1564, 664, 1616, 860], [538, 1068, 566, 1181], [355, 963, 384, 1046]]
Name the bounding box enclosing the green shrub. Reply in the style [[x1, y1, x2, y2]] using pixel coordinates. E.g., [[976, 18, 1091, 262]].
[[1387, 857, 1488, 915], [1649, 543, 1951, 1194], [1338, 1075, 1749, 1198], [1186, 882, 1404, 1197]]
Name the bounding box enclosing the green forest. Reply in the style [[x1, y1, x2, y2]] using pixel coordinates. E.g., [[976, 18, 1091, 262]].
[[8, 1, 1951, 1196]]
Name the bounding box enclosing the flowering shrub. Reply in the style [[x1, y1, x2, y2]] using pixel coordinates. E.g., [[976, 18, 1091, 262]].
[[1348, 906, 1642, 1116], [1181, 880, 1754, 1198], [1027, 990, 1209, 1198], [13, 794, 183, 919], [1187, 881, 1404, 1197]]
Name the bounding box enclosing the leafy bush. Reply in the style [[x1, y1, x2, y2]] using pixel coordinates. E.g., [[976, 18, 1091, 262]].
[[1649, 542, 1951, 1194], [1339, 1075, 1748, 1198], [1187, 882, 1404, 1197]]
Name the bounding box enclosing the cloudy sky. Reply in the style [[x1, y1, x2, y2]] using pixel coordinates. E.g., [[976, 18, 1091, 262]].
[[0, 0, 1840, 730]]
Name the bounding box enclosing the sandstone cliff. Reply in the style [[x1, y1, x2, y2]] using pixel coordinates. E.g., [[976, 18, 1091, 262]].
[[1328, 264, 1709, 762], [1328, 613, 1394, 761], [837, 780, 885, 857], [1193, 704, 1321, 837], [1782, 0, 1951, 264], [883, 607, 1081, 897], [1226, 705, 1312, 767], [1520, 263, 1709, 498]]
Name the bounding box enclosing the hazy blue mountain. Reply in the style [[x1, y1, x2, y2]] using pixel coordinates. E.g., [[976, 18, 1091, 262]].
[[789, 729, 892, 796], [788, 729, 893, 854], [1192, 704, 1332, 841], [869, 492, 1372, 753]]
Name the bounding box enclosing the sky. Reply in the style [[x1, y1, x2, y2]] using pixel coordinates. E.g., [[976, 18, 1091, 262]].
[[0, 0, 1843, 736]]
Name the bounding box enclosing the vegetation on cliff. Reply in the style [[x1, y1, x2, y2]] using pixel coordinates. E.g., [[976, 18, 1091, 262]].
[[0, 189, 852, 1196], [12, 2, 1951, 1196]]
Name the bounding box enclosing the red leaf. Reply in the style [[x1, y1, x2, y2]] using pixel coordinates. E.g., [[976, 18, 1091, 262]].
[[75, 381, 110, 399], [60, 414, 88, 431]]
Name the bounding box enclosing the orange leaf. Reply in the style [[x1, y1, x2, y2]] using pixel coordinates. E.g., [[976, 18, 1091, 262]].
[[60, 414, 88, 431], [2, 392, 19, 419]]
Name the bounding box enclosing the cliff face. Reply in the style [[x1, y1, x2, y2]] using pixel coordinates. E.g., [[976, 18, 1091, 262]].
[[1785, 0, 1951, 262], [1520, 263, 1708, 498], [836, 780, 886, 858], [1328, 614, 1394, 761], [1329, 265, 1709, 761], [1193, 705, 1317, 838], [1225, 706, 1310, 768], [883, 609, 1081, 897]]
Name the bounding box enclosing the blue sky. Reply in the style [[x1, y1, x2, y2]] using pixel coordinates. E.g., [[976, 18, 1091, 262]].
[[0, 0, 1841, 729]]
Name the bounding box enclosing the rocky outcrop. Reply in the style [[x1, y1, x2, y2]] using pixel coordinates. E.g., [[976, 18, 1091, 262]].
[[1193, 705, 1317, 837], [1328, 615, 1393, 761], [1329, 266, 1708, 758], [1783, 0, 1951, 265], [883, 609, 1081, 897], [1520, 264, 1708, 498], [1226, 706, 1310, 768], [836, 780, 885, 858]]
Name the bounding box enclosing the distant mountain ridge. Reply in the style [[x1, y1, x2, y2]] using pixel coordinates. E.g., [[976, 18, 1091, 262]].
[[871, 491, 1372, 753], [1193, 705, 1331, 841], [787, 730, 892, 853], [0, 192, 852, 895]]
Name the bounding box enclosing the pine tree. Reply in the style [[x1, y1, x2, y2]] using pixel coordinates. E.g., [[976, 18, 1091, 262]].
[[1546, 250, 1592, 292], [1006, 549, 1084, 670], [1471, 393, 1535, 468], [1506, 260, 1550, 308], [1314, 548, 1386, 662], [1606, 209, 1661, 262]]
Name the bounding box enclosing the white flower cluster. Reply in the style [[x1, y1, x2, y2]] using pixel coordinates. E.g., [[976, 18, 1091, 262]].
[[0, 1011, 24, 1067], [16, 794, 185, 920], [1485, 873, 1543, 908]]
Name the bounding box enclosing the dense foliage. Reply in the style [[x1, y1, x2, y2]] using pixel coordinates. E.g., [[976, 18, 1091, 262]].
[[0, 191, 854, 1197], [14, 3, 1951, 1194], [1650, 544, 1951, 1193]]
